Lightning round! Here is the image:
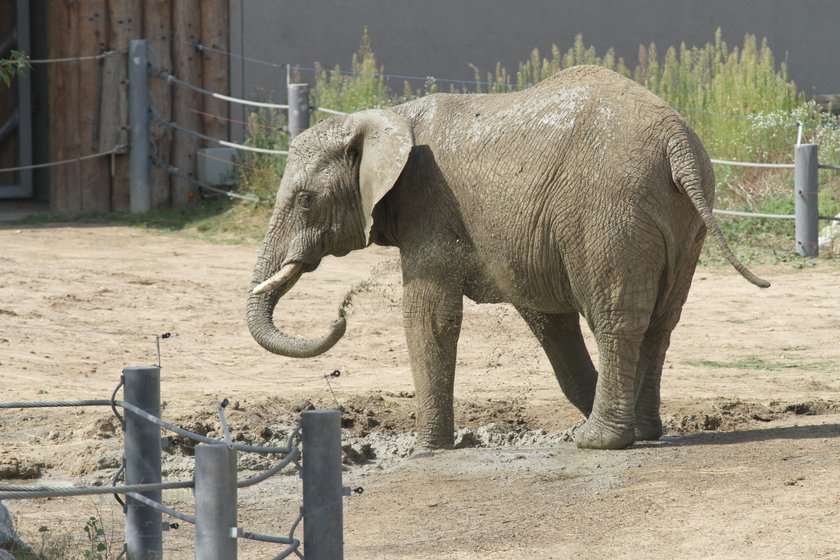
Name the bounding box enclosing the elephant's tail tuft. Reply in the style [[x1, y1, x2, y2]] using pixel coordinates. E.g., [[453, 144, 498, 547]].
[[667, 130, 771, 289]]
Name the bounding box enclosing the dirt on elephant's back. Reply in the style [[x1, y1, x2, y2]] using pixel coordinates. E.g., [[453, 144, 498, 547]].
[[1, 225, 839, 559]]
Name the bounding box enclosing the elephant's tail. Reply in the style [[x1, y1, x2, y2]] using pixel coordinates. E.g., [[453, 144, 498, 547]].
[[667, 131, 771, 289]]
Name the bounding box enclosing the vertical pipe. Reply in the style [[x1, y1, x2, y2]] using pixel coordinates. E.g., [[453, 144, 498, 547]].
[[128, 39, 151, 213], [123, 365, 162, 559], [301, 410, 343, 560], [288, 83, 310, 143], [794, 143, 819, 257], [16, 0, 33, 198], [195, 444, 238, 560]]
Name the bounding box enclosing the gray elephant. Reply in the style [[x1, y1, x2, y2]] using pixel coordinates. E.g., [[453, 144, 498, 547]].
[[247, 65, 768, 450]]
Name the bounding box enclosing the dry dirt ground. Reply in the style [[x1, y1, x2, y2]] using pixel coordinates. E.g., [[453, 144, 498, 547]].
[[1, 224, 839, 559]]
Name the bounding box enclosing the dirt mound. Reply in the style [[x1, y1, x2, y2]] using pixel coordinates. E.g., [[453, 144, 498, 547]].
[[663, 399, 840, 434]]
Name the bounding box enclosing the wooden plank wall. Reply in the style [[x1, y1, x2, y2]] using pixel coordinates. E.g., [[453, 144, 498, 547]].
[[45, 0, 229, 213]]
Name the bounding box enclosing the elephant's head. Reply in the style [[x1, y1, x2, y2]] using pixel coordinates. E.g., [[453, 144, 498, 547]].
[[246, 109, 414, 358]]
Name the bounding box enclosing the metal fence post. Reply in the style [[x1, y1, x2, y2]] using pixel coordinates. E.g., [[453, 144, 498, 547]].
[[123, 365, 162, 559], [129, 39, 151, 214], [195, 444, 238, 560], [301, 410, 343, 560], [288, 83, 310, 142], [794, 143, 819, 256]]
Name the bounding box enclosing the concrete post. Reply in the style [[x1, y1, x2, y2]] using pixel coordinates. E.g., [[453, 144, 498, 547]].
[[129, 40, 151, 213], [195, 444, 238, 560], [795, 143, 819, 256], [301, 410, 343, 560], [288, 83, 310, 143], [123, 366, 163, 559], [15, 0, 32, 198]]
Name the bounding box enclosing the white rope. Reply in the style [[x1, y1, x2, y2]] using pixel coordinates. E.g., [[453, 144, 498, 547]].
[[713, 209, 795, 219], [314, 107, 349, 116], [26, 51, 123, 64], [153, 109, 289, 156], [0, 145, 125, 173], [164, 73, 289, 110], [218, 140, 288, 155], [710, 158, 795, 169]]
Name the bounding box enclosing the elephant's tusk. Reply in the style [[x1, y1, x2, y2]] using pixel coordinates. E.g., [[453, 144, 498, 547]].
[[252, 262, 303, 295]]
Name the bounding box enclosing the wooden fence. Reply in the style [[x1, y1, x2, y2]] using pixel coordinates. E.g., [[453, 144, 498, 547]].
[[43, 0, 229, 213]]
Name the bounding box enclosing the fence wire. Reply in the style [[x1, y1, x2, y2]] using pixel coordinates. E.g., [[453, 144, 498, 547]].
[[710, 158, 795, 169], [25, 50, 124, 64], [162, 72, 289, 111], [0, 379, 314, 559], [150, 154, 266, 205], [151, 104, 289, 156], [0, 145, 125, 174]]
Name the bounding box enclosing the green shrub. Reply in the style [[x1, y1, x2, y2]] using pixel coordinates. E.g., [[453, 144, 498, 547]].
[[236, 107, 288, 203], [232, 29, 840, 263], [312, 28, 391, 118]]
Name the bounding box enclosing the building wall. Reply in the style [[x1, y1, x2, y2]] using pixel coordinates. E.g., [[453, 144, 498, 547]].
[[229, 0, 839, 108]]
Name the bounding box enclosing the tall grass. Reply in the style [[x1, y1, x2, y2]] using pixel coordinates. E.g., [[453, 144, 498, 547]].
[[237, 107, 288, 202], [230, 29, 840, 262], [477, 31, 804, 165], [311, 28, 391, 119]]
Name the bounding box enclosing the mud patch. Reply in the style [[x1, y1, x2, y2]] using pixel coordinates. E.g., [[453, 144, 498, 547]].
[[663, 399, 840, 435], [0, 458, 44, 480]]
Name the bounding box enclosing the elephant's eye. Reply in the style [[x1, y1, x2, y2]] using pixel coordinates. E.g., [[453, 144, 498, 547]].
[[296, 191, 314, 209]]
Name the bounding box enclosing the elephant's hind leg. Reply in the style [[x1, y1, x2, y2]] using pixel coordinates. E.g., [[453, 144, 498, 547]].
[[516, 308, 597, 417], [575, 326, 646, 450], [575, 262, 662, 449], [632, 326, 672, 441], [634, 239, 704, 441]]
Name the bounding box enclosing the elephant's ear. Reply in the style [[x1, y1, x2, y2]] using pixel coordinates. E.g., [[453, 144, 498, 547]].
[[346, 109, 414, 243]]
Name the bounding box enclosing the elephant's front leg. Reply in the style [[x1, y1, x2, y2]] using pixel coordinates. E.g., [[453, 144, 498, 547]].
[[401, 262, 464, 450], [516, 308, 597, 416]]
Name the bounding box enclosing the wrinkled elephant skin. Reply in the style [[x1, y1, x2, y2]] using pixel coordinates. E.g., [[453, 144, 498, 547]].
[[246, 66, 769, 450]]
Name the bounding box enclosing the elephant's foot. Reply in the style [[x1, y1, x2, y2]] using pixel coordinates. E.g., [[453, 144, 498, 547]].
[[634, 416, 663, 442], [414, 427, 454, 452], [575, 416, 634, 450]]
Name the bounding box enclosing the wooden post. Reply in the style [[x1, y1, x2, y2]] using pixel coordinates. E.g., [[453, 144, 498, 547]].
[[171, 0, 202, 206], [129, 40, 151, 213], [102, 0, 141, 211], [47, 2, 81, 213], [200, 0, 230, 142], [144, 0, 173, 209], [78, 0, 110, 213]]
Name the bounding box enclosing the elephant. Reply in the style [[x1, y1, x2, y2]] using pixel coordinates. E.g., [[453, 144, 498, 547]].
[[246, 65, 769, 451]]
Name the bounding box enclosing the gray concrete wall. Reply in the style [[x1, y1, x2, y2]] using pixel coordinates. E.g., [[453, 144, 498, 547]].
[[229, 0, 839, 109]]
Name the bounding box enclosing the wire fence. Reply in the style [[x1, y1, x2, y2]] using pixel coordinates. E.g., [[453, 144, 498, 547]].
[[0, 376, 301, 553], [0, 315, 362, 558], [2, 42, 840, 250], [0, 365, 347, 559]]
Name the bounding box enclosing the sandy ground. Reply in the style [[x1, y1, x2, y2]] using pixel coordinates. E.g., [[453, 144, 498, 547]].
[[1, 224, 839, 559]]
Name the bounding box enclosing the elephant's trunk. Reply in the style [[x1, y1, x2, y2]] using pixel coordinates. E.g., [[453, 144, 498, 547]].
[[246, 256, 346, 358]]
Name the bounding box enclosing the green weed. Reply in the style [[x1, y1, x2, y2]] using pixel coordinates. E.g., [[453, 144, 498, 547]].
[[82, 516, 108, 559], [687, 356, 837, 372], [14, 30, 840, 259]]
